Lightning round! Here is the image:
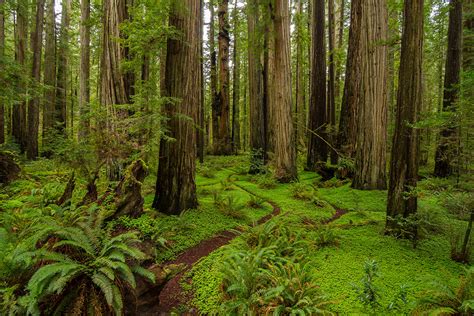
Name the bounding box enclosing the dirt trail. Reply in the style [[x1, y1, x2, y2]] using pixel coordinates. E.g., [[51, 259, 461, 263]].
[[142, 178, 345, 314]]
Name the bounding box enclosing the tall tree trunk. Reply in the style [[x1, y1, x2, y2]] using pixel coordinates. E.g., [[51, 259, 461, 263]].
[[434, 0, 463, 177], [0, 0, 4, 144], [13, 0, 28, 150], [273, 0, 297, 182], [335, 0, 345, 102], [337, 0, 361, 158], [100, 0, 133, 180], [42, 0, 56, 146], [248, 0, 266, 173], [307, 0, 328, 170], [209, 0, 218, 149], [328, 0, 337, 164], [231, 2, 241, 153], [198, 0, 205, 163], [79, 0, 91, 140], [153, 0, 200, 215], [352, 0, 389, 190], [55, 0, 70, 133], [386, 0, 424, 236], [27, 0, 45, 159], [264, 4, 275, 155], [214, 0, 232, 155], [295, 0, 304, 149]]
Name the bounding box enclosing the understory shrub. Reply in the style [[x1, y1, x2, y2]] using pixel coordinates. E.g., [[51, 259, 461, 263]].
[[288, 182, 314, 200], [414, 267, 474, 315], [0, 207, 154, 315], [219, 220, 333, 315]]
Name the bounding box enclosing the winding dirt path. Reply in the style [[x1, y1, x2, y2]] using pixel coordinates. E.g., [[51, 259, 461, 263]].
[[140, 177, 346, 314]]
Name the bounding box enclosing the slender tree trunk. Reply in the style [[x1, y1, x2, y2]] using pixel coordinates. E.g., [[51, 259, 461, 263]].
[[56, 0, 70, 133], [153, 0, 200, 215], [386, 0, 423, 237], [338, 0, 361, 158], [295, 0, 304, 150], [215, 0, 232, 155], [248, 0, 266, 173], [307, 0, 328, 170], [335, 0, 345, 103], [198, 0, 205, 163], [13, 0, 28, 150], [27, 0, 45, 159], [328, 0, 337, 164], [0, 0, 4, 144], [42, 0, 55, 146], [79, 0, 91, 140], [352, 0, 389, 190], [273, 0, 297, 182], [434, 0, 463, 177], [231, 4, 241, 153], [209, 0, 218, 149]]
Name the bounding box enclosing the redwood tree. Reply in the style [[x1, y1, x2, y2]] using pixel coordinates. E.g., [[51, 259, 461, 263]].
[[42, 0, 56, 144], [386, 0, 424, 236], [247, 0, 266, 173], [307, 0, 328, 170], [55, 0, 70, 133], [79, 0, 91, 140], [0, 0, 4, 144], [352, 0, 389, 190], [273, 0, 297, 182], [434, 0, 463, 177], [153, 0, 200, 215], [214, 0, 232, 155], [27, 0, 45, 159], [338, 0, 361, 158]]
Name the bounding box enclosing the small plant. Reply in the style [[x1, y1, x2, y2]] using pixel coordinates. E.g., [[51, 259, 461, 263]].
[[220, 179, 235, 191], [288, 182, 313, 200], [353, 260, 381, 313], [255, 174, 278, 189], [246, 195, 265, 209], [214, 194, 247, 220], [198, 166, 216, 179], [319, 177, 347, 188], [314, 226, 341, 248], [249, 148, 267, 174], [414, 267, 474, 315]]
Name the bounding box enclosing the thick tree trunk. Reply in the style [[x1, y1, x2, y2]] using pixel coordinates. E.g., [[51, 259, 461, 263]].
[[335, 0, 345, 103], [153, 0, 200, 215], [42, 0, 56, 146], [27, 0, 45, 159], [352, 0, 389, 190], [0, 0, 4, 144], [337, 0, 361, 158], [307, 0, 328, 170], [79, 0, 91, 140], [273, 0, 297, 182], [386, 0, 424, 236], [214, 0, 232, 155], [248, 0, 266, 173], [100, 0, 133, 180], [231, 2, 241, 153], [328, 0, 337, 164], [13, 0, 28, 150], [434, 0, 463, 178], [55, 0, 70, 133]]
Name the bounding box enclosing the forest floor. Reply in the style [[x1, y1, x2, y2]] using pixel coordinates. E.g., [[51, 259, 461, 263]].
[[1, 155, 472, 314]]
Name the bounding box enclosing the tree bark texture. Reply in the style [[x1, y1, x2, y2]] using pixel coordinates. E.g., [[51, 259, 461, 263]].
[[153, 0, 200, 215], [42, 0, 56, 143], [386, 0, 424, 234], [79, 0, 91, 140], [352, 0, 389, 190], [273, 0, 297, 182], [307, 0, 328, 170]]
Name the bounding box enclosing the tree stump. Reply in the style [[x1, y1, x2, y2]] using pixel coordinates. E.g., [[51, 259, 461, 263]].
[[108, 160, 149, 220]]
